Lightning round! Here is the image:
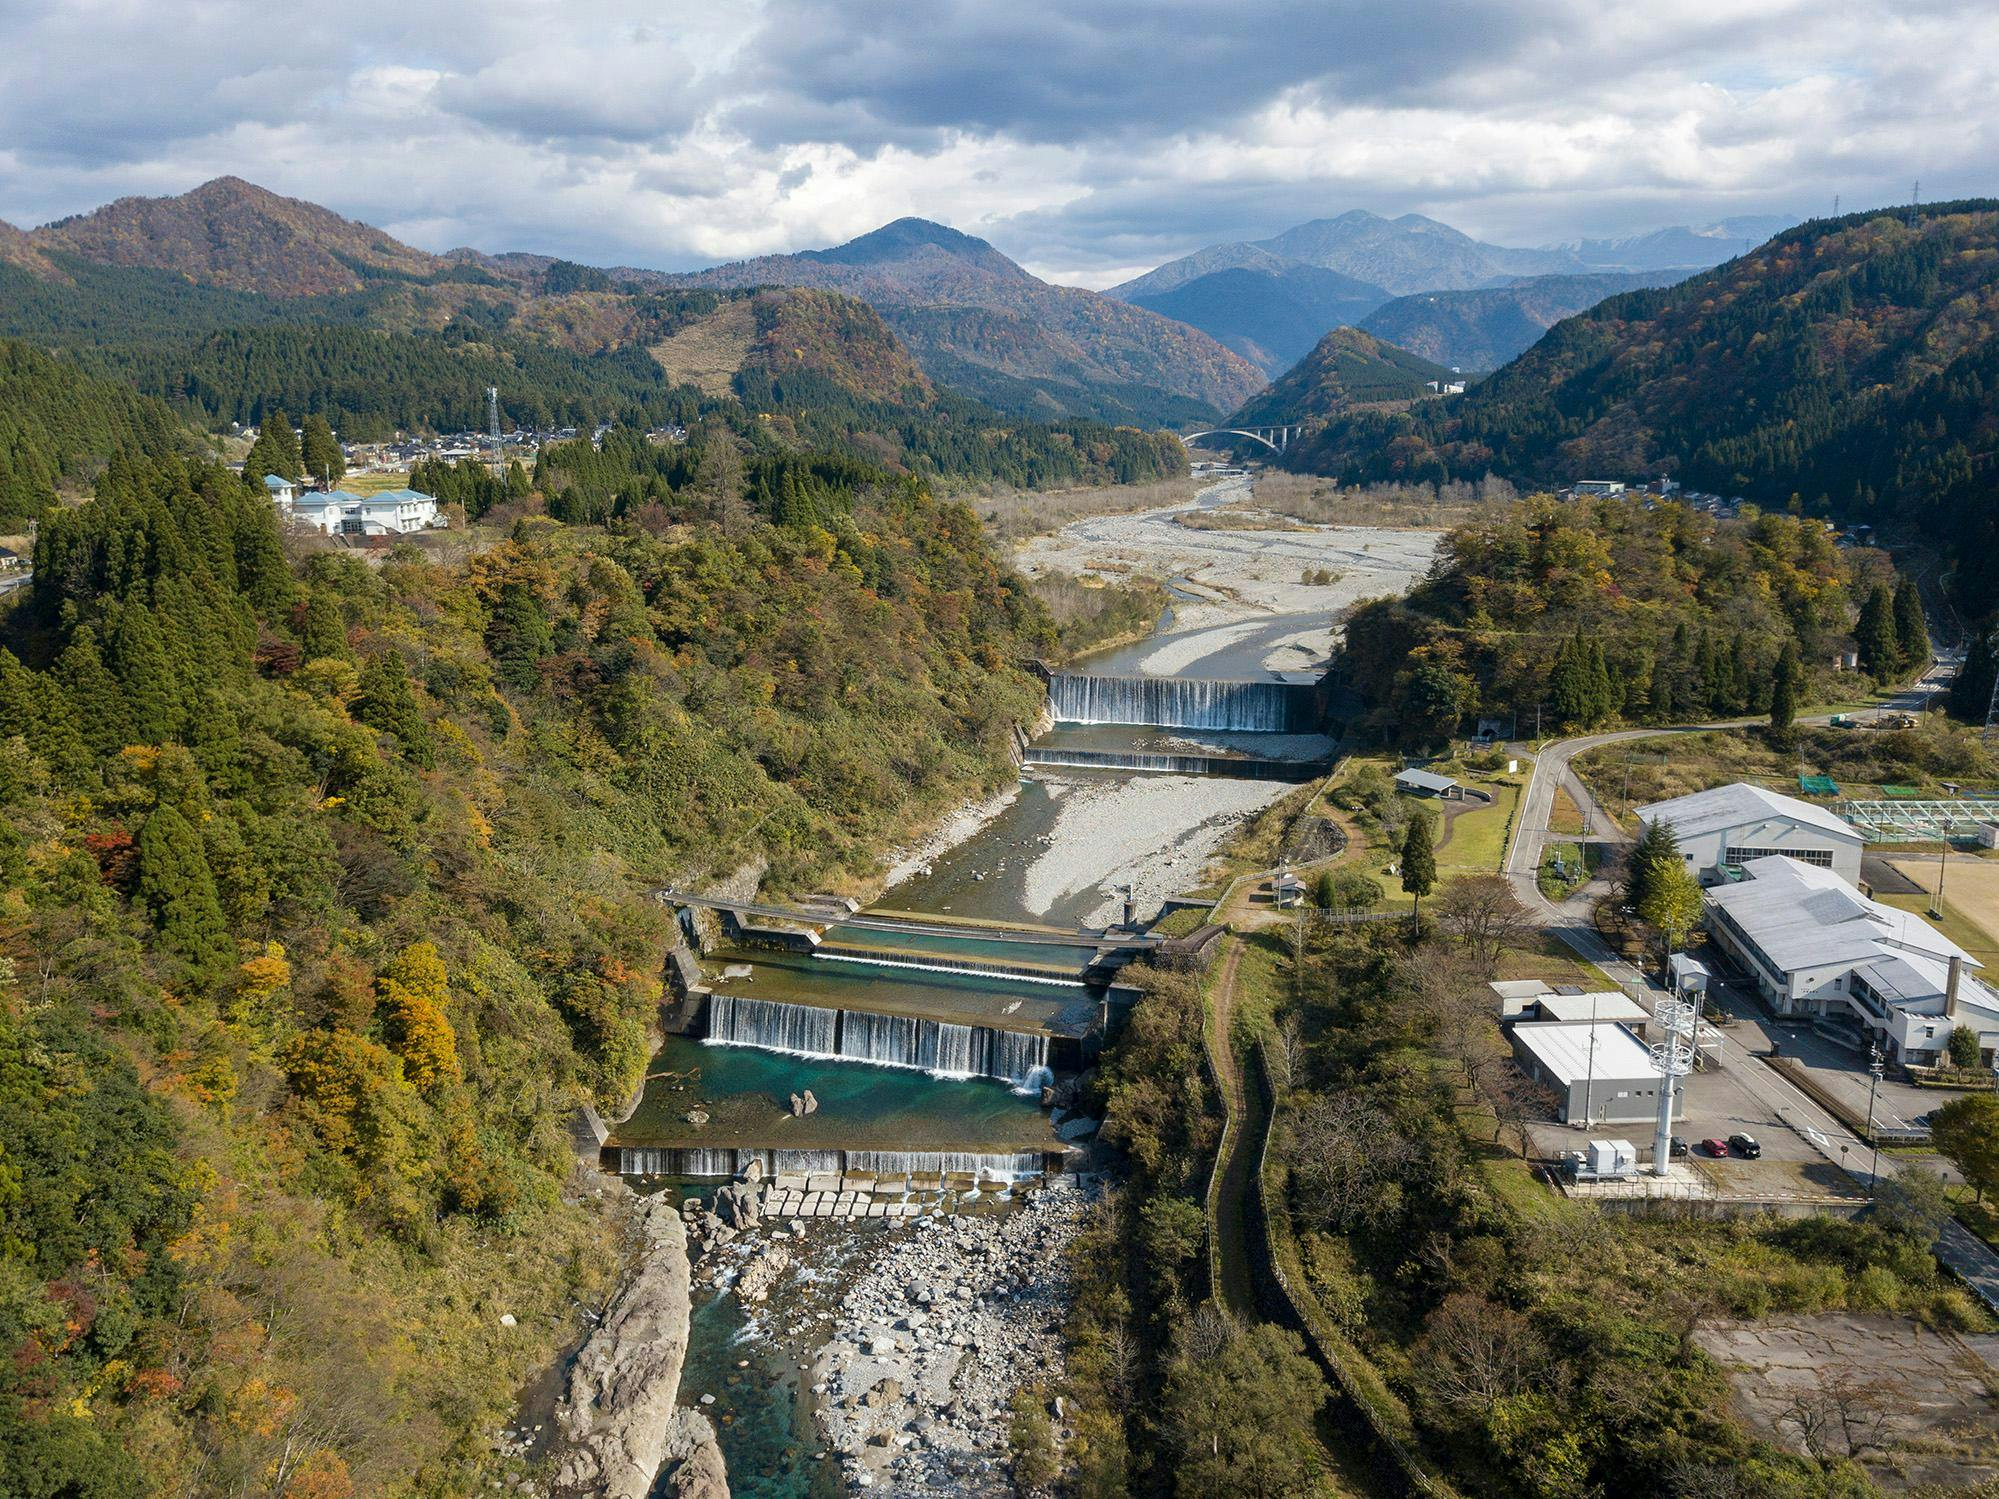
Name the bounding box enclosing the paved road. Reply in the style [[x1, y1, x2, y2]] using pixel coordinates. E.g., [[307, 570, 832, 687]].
[[1502, 659, 1999, 1310]]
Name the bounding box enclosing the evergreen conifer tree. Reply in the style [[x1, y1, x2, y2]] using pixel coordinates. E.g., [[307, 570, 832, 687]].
[[136, 802, 235, 984], [355, 651, 436, 769], [1856, 583, 1897, 679], [1949, 627, 1996, 723], [1400, 811, 1436, 926], [108, 606, 180, 744], [488, 581, 551, 693], [56, 626, 132, 757], [243, 409, 303, 484], [299, 591, 350, 661], [1893, 578, 1928, 671], [300, 413, 345, 485], [1770, 641, 1800, 736]]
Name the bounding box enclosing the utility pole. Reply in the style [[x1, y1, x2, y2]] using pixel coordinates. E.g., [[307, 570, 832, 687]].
[[487, 386, 503, 480]]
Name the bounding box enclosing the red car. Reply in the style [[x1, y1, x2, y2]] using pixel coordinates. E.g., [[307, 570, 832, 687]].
[[1700, 1137, 1730, 1157]]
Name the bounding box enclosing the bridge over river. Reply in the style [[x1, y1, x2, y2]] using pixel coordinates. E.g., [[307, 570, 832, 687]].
[[652, 887, 1168, 949]]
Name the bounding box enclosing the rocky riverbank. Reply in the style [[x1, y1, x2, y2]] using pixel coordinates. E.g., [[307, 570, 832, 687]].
[[809, 1180, 1088, 1494], [692, 1178, 1094, 1495], [551, 1192, 730, 1499]]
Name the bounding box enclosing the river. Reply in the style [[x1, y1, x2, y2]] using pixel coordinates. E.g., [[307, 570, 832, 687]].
[[606, 467, 1441, 1495]]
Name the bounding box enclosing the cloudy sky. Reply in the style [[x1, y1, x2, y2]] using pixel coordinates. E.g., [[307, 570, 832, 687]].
[[3, 0, 1994, 287]]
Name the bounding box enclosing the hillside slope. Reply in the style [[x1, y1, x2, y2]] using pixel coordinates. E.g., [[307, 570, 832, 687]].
[[1356, 270, 1693, 372], [1122, 262, 1390, 374], [0, 336, 184, 524], [30, 176, 455, 296], [1228, 326, 1454, 425], [659, 218, 1265, 424], [1286, 203, 1999, 603]]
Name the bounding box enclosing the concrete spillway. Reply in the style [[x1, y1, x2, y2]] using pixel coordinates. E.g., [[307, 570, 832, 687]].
[[705, 993, 1053, 1091], [1021, 747, 1325, 782], [1047, 672, 1318, 733], [616, 1146, 1048, 1179]]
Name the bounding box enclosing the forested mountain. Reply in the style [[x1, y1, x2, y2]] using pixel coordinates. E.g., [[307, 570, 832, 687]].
[[1227, 327, 1453, 424], [1106, 209, 1781, 388], [1120, 262, 1391, 374], [29, 176, 454, 296], [0, 429, 1126, 1494], [0, 337, 185, 525], [1356, 270, 1691, 372], [655, 217, 1265, 424], [1282, 201, 1999, 607], [1341, 491, 1900, 744]]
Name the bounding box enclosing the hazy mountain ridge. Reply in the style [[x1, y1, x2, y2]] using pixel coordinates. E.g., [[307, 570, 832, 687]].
[[1123, 262, 1392, 374], [659, 217, 1266, 422], [1356, 270, 1695, 372], [1229, 325, 1454, 425], [1283, 202, 1999, 601]]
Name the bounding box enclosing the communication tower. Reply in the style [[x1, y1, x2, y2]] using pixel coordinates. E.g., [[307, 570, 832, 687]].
[[1648, 986, 1699, 1176], [487, 386, 503, 479]]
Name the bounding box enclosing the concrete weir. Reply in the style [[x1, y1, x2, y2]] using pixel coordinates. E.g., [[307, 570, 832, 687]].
[[1046, 670, 1321, 733]]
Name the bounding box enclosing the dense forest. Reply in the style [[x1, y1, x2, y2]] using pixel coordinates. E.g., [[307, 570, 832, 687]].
[[0, 432, 1114, 1494], [1280, 203, 1999, 611], [0, 262, 1190, 497], [1339, 492, 1906, 744], [0, 338, 185, 527]]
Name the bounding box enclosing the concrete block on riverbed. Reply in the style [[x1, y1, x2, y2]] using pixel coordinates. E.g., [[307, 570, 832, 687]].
[[872, 1176, 909, 1197], [807, 1173, 843, 1195]]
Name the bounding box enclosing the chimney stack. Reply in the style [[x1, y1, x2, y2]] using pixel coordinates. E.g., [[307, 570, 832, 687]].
[[1946, 955, 1964, 1021]]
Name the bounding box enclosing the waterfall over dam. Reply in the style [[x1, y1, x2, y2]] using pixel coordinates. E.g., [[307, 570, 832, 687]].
[[1047, 672, 1318, 732], [616, 1146, 1047, 1180], [705, 993, 1052, 1091]]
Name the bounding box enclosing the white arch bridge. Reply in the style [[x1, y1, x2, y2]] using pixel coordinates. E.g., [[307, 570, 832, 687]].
[[1178, 423, 1300, 454]]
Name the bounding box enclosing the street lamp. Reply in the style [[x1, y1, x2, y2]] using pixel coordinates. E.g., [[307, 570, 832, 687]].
[[1866, 1047, 1884, 1198]]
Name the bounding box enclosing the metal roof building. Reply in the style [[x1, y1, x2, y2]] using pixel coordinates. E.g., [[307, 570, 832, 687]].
[[1509, 1020, 1675, 1125], [1638, 781, 1864, 886], [1395, 767, 1460, 798]]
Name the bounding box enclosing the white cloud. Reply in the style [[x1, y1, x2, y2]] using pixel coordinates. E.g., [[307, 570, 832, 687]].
[[0, 0, 1991, 275]]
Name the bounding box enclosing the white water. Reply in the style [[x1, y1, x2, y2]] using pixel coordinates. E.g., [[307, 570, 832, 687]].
[[703, 993, 1052, 1090], [1049, 672, 1316, 732]]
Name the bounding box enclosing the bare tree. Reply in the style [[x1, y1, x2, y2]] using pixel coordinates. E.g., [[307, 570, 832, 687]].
[[1405, 945, 1504, 1093], [1269, 1013, 1306, 1093], [1434, 873, 1533, 975], [1410, 1292, 1546, 1423], [1176, 1302, 1234, 1364], [1780, 1369, 1895, 1463], [1288, 1093, 1414, 1232]]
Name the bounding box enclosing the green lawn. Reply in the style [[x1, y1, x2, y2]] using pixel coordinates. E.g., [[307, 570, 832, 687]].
[[339, 470, 415, 495], [1874, 892, 1999, 965]]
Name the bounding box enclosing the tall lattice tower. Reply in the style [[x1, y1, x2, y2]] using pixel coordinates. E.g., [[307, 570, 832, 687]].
[[487, 386, 502, 479]]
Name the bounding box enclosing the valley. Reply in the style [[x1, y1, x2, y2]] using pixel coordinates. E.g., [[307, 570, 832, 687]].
[[569, 467, 1444, 1495]]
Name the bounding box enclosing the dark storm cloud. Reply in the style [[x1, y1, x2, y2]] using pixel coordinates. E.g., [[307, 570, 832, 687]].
[[725, 0, 1555, 150], [0, 0, 1992, 280]]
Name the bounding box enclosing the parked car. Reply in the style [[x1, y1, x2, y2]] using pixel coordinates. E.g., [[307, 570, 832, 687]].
[[1728, 1133, 1762, 1159], [1700, 1137, 1730, 1157], [1669, 1135, 1690, 1159]]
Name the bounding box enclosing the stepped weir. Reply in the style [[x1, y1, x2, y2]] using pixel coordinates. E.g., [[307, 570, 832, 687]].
[[1047, 671, 1319, 733], [706, 992, 1054, 1092], [1021, 746, 1325, 781]]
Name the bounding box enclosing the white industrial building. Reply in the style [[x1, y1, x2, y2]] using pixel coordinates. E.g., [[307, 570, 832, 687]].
[[1703, 854, 1999, 1067], [1637, 782, 1864, 887], [1509, 1020, 1678, 1125], [290, 487, 443, 538]]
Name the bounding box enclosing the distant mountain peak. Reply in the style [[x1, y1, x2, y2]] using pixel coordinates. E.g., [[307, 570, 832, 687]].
[[807, 217, 1026, 278]]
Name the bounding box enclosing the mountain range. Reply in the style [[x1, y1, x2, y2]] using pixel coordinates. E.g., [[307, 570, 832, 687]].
[[1229, 327, 1453, 425], [1353, 270, 1690, 373], [0, 180, 1263, 427], [1107, 208, 1793, 374], [1277, 201, 1999, 603]]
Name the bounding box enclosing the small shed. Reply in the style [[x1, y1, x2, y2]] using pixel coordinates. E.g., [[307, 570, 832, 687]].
[[1395, 767, 1461, 799], [1509, 1020, 1677, 1125], [1272, 872, 1307, 908]]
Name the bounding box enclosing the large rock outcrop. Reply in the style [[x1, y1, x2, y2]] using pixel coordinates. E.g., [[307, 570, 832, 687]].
[[554, 1194, 729, 1499]]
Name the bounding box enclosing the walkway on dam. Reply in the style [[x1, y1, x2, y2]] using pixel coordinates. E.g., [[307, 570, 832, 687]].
[[653, 888, 1168, 949]]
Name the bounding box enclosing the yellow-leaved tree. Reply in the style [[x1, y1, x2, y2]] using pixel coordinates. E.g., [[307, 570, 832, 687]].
[[377, 941, 459, 1094]]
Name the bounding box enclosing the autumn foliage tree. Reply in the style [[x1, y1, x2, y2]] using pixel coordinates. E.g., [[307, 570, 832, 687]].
[[377, 941, 458, 1094]]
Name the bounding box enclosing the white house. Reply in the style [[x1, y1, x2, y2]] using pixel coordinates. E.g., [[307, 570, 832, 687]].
[[1702, 854, 1999, 1066], [1637, 782, 1864, 887], [263, 473, 298, 511], [1571, 480, 1627, 499], [1509, 1020, 1677, 1125], [291, 487, 443, 538]]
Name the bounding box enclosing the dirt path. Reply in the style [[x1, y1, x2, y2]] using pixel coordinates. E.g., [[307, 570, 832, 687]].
[[1204, 939, 1263, 1321]]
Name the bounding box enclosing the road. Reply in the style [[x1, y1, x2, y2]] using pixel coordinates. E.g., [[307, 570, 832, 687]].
[[1501, 657, 1999, 1309]]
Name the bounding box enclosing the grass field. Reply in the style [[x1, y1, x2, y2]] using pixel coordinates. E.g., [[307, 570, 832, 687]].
[[1879, 858, 1999, 962], [1549, 786, 1584, 834], [339, 470, 415, 496]]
